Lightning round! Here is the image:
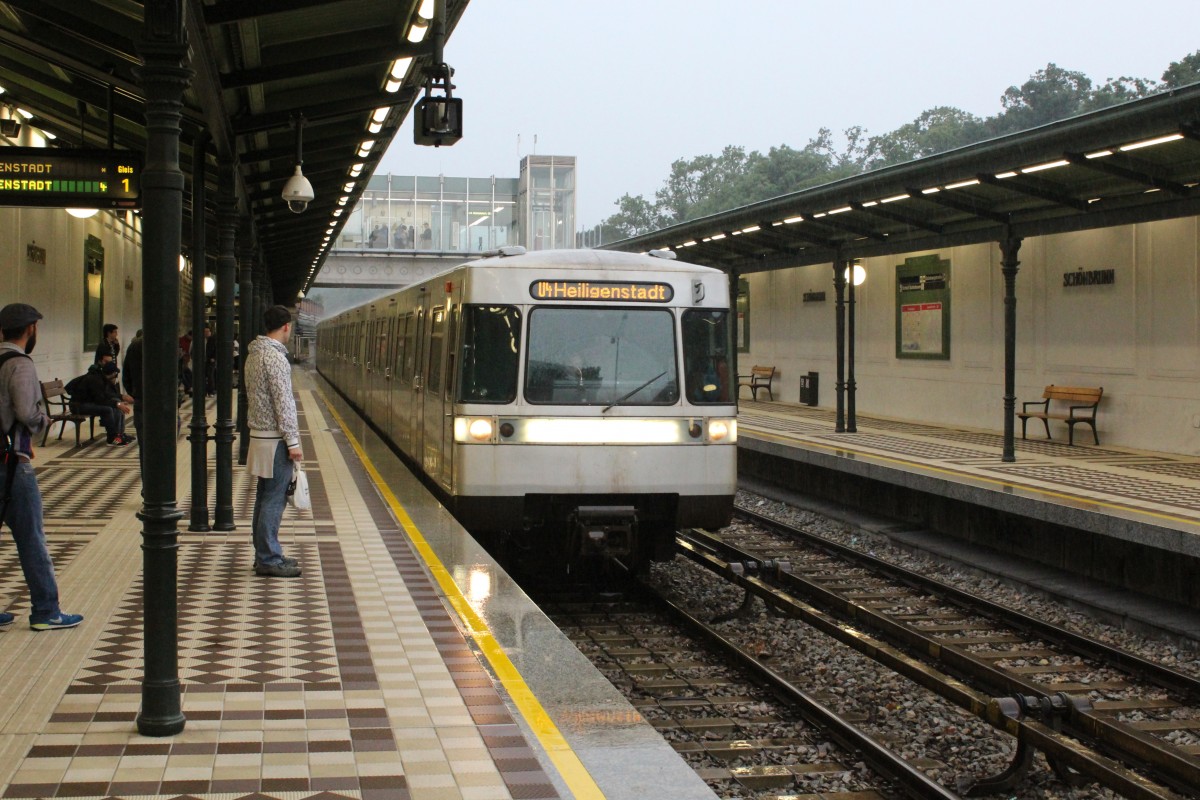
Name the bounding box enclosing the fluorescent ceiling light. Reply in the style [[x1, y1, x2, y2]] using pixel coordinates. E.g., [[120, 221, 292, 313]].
[[944, 179, 979, 189], [828, 206, 851, 214], [880, 194, 909, 203], [811, 212, 827, 218], [740, 225, 760, 233], [921, 187, 940, 194], [994, 171, 1018, 179], [385, 79, 402, 93], [710, 233, 726, 240], [406, 20, 428, 43], [343, 182, 355, 192], [784, 215, 804, 223], [682, 240, 696, 247], [1085, 150, 1113, 159], [15, 107, 32, 119], [417, 0, 435, 19], [66, 208, 99, 218], [1119, 133, 1182, 151], [1020, 160, 1069, 173], [349, 163, 364, 177], [859, 201, 877, 208], [371, 107, 389, 123]]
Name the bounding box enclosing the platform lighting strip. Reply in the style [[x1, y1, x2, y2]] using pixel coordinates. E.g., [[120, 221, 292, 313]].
[[669, 130, 1186, 251]]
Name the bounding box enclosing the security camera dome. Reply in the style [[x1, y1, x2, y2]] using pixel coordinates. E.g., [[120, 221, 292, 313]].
[[282, 165, 314, 214]]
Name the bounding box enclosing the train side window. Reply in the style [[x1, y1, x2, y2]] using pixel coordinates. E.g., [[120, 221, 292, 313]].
[[445, 305, 459, 400], [427, 306, 446, 394], [682, 309, 732, 403], [457, 305, 521, 403]]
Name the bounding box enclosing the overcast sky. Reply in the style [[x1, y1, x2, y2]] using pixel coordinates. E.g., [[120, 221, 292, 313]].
[[375, 0, 1199, 227]]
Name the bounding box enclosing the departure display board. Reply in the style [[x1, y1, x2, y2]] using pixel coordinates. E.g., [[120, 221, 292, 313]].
[[0, 147, 141, 209]]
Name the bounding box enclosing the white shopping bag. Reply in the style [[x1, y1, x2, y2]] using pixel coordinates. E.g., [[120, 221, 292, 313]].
[[288, 463, 311, 511]]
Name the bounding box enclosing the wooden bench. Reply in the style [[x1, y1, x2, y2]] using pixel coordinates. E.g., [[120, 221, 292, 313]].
[[40, 379, 96, 447], [738, 365, 776, 401], [1016, 385, 1103, 446]]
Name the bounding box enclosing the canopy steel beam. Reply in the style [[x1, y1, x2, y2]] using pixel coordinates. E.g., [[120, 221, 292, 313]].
[[907, 186, 1011, 224], [851, 200, 945, 234], [1064, 152, 1191, 197], [976, 172, 1089, 212]]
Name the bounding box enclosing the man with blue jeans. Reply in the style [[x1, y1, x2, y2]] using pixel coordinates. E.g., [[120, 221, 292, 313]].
[[0, 303, 83, 631], [244, 305, 302, 578]]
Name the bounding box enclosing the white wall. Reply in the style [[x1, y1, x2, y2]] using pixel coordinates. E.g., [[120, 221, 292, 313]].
[[1, 206, 144, 384], [742, 215, 1200, 455]]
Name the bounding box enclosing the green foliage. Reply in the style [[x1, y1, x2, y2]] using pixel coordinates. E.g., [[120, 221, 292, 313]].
[[601, 51, 1196, 237]]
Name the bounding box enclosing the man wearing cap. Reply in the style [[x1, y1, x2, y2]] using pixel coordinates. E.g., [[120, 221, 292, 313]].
[[0, 303, 84, 631], [68, 357, 133, 446]]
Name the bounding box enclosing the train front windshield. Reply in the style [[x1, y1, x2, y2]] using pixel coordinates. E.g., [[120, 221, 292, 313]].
[[525, 308, 679, 406]]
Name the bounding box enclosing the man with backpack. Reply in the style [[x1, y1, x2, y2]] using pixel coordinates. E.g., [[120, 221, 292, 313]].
[[0, 303, 84, 631]]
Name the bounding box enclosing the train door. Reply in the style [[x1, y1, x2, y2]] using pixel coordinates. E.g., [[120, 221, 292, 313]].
[[380, 312, 397, 435], [422, 305, 447, 480], [390, 313, 411, 452], [439, 305, 459, 489], [410, 307, 427, 464]]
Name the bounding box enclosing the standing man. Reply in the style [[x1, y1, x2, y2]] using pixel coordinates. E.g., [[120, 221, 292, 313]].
[[203, 325, 217, 397], [94, 323, 120, 364], [0, 303, 84, 630], [244, 305, 302, 578]]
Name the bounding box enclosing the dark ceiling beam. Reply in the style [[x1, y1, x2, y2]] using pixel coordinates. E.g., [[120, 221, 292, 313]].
[[976, 172, 1089, 212], [221, 45, 400, 89], [1, 0, 141, 75], [906, 186, 1011, 224], [0, 54, 147, 127], [230, 88, 416, 135], [203, 0, 355, 26], [850, 200, 945, 234], [1064, 152, 1191, 197], [798, 212, 887, 242]]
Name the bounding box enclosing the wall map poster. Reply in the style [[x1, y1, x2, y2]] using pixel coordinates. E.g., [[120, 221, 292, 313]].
[[894, 254, 950, 360]]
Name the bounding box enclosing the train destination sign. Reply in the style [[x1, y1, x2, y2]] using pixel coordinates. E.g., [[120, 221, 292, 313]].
[[530, 280, 674, 303], [0, 147, 141, 209]]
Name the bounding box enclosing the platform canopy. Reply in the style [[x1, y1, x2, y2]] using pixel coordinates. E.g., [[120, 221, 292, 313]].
[[607, 84, 1200, 273], [0, 0, 468, 302]]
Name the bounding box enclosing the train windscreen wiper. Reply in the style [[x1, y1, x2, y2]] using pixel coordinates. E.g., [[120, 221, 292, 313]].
[[602, 370, 667, 413]]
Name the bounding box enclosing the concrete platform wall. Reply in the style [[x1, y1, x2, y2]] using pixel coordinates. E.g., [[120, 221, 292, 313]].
[[742, 215, 1200, 455]]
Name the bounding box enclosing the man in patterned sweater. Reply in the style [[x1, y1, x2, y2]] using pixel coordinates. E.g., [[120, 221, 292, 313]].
[[243, 305, 303, 578]]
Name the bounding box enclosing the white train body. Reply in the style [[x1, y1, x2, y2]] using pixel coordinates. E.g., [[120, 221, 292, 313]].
[[317, 248, 737, 565]]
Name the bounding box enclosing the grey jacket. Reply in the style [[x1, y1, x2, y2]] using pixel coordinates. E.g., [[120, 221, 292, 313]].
[[244, 336, 300, 450], [0, 341, 49, 458]]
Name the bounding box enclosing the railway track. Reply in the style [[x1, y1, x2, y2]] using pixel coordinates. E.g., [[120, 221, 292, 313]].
[[540, 586, 952, 799], [662, 504, 1200, 798]]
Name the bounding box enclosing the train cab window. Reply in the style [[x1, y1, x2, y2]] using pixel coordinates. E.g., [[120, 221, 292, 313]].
[[457, 305, 521, 403], [427, 307, 446, 394], [682, 309, 733, 404], [525, 307, 678, 406]]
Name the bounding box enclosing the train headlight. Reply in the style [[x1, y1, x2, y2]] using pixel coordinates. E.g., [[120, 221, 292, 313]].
[[707, 418, 737, 442], [454, 417, 496, 442]]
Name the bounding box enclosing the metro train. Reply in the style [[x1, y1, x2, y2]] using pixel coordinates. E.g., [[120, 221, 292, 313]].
[[316, 247, 737, 570]]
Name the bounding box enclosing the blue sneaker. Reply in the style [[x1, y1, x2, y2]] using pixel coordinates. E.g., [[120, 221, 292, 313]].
[[29, 613, 83, 631], [0, 612, 14, 628]]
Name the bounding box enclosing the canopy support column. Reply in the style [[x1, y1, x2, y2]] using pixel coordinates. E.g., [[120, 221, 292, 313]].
[[833, 255, 848, 432], [187, 129, 211, 532], [1000, 231, 1023, 463], [212, 163, 237, 530], [135, 0, 191, 738]]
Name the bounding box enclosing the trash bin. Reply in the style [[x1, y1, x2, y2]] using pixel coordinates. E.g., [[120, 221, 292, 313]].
[[799, 371, 819, 406]]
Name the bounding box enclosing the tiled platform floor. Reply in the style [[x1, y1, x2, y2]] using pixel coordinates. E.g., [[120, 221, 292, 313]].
[[0, 390, 563, 800], [738, 399, 1200, 538]]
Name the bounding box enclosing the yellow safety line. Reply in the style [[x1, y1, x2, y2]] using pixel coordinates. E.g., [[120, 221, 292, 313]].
[[318, 393, 605, 800], [744, 426, 1200, 529]]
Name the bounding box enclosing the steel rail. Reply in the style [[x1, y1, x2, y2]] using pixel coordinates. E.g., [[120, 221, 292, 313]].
[[674, 533, 1185, 800]]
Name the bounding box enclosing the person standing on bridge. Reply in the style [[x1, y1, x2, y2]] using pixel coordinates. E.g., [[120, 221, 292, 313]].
[[0, 303, 84, 631], [244, 305, 303, 578]]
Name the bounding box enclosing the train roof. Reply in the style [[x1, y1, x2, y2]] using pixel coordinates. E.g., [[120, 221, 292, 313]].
[[463, 248, 721, 275]]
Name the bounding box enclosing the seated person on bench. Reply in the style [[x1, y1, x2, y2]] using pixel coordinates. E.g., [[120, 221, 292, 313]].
[[67, 359, 134, 446]]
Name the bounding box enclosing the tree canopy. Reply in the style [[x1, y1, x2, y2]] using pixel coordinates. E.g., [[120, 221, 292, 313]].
[[591, 50, 1200, 242]]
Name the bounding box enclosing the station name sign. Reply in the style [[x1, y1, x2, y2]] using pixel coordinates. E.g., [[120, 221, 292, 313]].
[[1063, 268, 1115, 287], [0, 147, 141, 209], [530, 280, 673, 302]]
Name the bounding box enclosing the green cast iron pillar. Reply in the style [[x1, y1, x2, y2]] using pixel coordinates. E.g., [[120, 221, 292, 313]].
[[187, 129, 211, 532], [832, 255, 847, 433], [213, 163, 237, 530], [135, 0, 191, 737], [1000, 232, 1023, 463], [237, 247, 255, 465]]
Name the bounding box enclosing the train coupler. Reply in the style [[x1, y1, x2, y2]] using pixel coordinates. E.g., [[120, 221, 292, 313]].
[[572, 506, 637, 560], [961, 693, 1093, 796]]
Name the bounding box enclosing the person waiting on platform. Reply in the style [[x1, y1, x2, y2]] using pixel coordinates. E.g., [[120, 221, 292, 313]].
[[93, 323, 120, 364], [68, 360, 133, 446]]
